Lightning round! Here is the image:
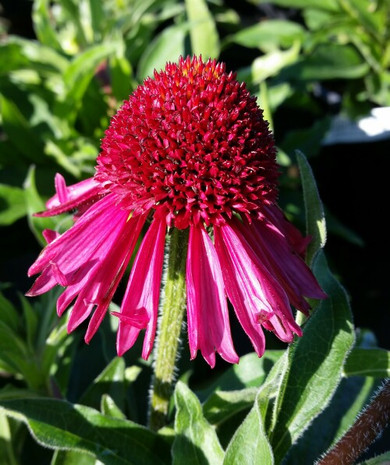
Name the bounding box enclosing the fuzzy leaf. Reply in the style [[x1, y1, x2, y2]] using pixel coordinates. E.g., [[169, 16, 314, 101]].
[[0, 398, 170, 465], [357, 451, 390, 465], [198, 351, 283, 402], [296, 150, 326, 264], [344, 348, 390, 378], [223, 394, 273, 465], [286, 376, 376, 463], [173, 381, 224, 465], [203, 388, 258, 426], [269, 251, 355, 463]]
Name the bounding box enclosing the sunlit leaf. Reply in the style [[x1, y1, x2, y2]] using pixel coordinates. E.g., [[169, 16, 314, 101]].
[[269, 251, 355, 463], [137, 24, 188, 81], [185, 0, 220, 58], [227, 20, 305, 53], [247, 0, 339, 12], [0, 398, 170, 465], [173, 381, 224, 465], [223, 393, 273, 465]]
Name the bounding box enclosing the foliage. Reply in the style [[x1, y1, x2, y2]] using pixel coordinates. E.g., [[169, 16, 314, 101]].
[[0, 0, 389, 463]]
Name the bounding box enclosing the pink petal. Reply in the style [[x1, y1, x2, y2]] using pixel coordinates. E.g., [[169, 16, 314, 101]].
[[27, 197, 126, 296], [70, 212, 147, 340], [186, 225, 238, 367], [262, 205, 311, 257], [116, 215, 166, 358], [214, 222, 302, 355], [43, 229, 59, 244], [36, 175, 101, 217], [239, 211, 326, 313], [28, 194, 119, 279]]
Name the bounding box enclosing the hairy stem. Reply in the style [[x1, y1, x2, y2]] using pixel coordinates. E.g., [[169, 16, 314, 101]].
[[317, 379, 390, 465], [148, 228, 189, 431]]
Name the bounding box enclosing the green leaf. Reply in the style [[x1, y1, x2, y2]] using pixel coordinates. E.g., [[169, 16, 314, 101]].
[[248, 0, 339, 12], [56, 42, 119, 122], [137, 24, 188, 81], [269, 251, 355, 463], [0, 37, 68, 74], [338, 0, 384, 40], [0, 321, 43, 390], [101, 394, 126, 420], [80, 357, 126, 412], [59, 0, 88, 47], [344, 348, 390, 378], [110, 54, 135, 102], [0, 184, 26, 225], [357, 451, 390, 465], [51, 449, 97, 465], [198, 352, 282, 427], [0, 410, 17, 465], [20, 295, 39, 350], [185, 0, 220, 58], [285, 44, 370, 80], [0, 398, 170, 465], [88, 0, 105, 41], [23, 166, 58, 247], [198, 351, 283, 401], [238, 42, 301, 85], [286, 376, 376, 464], [173, 381, 224, 465], [203, 388, 258, 426], [0, 96, 45, 163], [32, 0, 63, 52], [223, 394, 273, 465], [227, 20, 305, 52], [0, 292, 20, 332], [296, 150, 326, 265]]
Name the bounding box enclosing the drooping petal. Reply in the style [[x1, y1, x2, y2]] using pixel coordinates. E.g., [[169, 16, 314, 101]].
[[28, 191, 148, 340], [66, 212, 147, 340], [42, 229, 59, 244], [261, 205, 311, 257], [186, 225, 238, 367], [37, 174, 101, 217], [238, 210, 326, 314], [214, 222, 302, 356], [27, 194, 126, 294], [116, 215, 166, 358]]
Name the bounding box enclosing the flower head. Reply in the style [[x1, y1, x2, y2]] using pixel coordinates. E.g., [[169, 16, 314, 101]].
[[27, 56, 326, 367]]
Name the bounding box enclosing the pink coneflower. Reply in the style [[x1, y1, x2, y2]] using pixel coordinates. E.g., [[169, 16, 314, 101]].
[[27, 56, 326, 368]]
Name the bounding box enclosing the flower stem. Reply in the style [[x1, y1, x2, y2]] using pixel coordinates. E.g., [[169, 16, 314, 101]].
[[148, 227, 189, 431], [316, 379, 390, 465]]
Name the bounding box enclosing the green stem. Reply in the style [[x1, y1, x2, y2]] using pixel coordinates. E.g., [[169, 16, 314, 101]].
[[148, 227, 189, 431]]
